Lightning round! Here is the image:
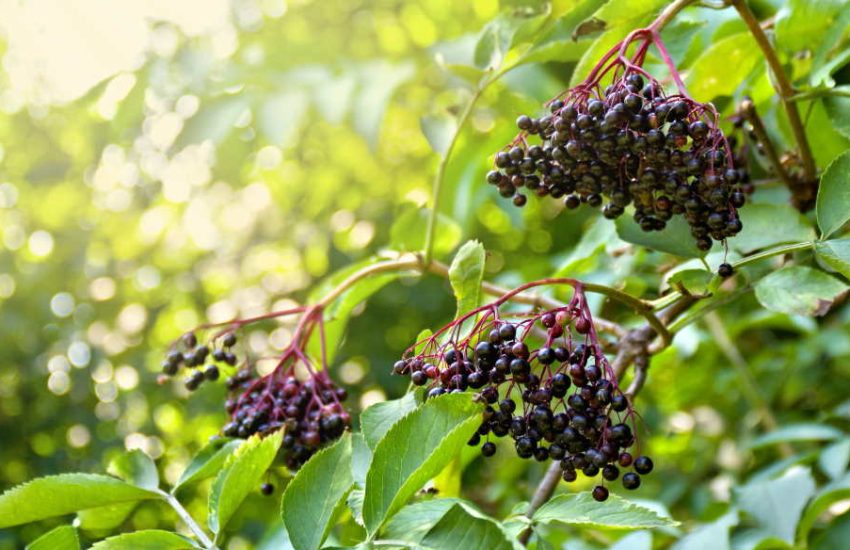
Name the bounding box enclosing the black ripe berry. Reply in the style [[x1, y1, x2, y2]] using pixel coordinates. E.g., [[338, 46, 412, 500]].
[[222, 332, 238, 347], [602, 464, 620, 481], [634, 455, 654, 475], [718, 263, 734, 278], [260, 482, 274, 496], [622, 472, 641, 490], [185, 370, 204, 391], [592, 485, 609, 502], [204, 364, 220, 381], [481, 442, 497, 457]]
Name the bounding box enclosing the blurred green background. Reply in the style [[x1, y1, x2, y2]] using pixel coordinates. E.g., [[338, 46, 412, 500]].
[[2, 0, 850, 547]]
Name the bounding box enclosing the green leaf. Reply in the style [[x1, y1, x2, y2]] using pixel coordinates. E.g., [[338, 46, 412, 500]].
[[754, 266, 848, 317], [362, 393, 483, 534], [817, 150, 850, 238], [414, 328, 434, 356], [616, 215, 704, 258], [668, 269, 713, 295], [26, 526, 79, 550], [258, 90, 309, 145], [749, 424, 844, 449], [173, 439, 242, 493], [89, 530, 198, 549], [421, 115, 457, 157], [174, 94, 250, 150], [670, 511, 738, 550], [382, 498, 483, 542], [819, 439, 850, 480], [685, 32, 760, 101], [474, 9, 549, 70], [810, 6, 850, 87], [448, 240, 486, 317], [281, 434, 354, 550], [0, 474, 157, 528], [815, 238, 850, 279], [421, 504, 515, 550], [735, 466, 816, 546], [208, 432, 282, 535], [518, 38, 591, 66], [556, 217, 618, 277], [533, 493, 679, 530], [775, 0, 848, 54], [824, 95, 850, 140], [592, 0, 667, 26], [361, 393, 419, 450], [390, 204, 462, 257], [798, 471, 850, 541], [727, 204, 815, 255], [108, 450, 159, 491], [570, 27, 628, 88], [352, 61, 415, 148], [347, 488, 365, 527], [76, 502, 139, 532], [519, 0, 604, 67], [351, 433, 373, 487]]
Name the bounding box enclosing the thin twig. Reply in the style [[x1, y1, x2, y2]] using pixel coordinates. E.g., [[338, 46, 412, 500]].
[[517, 462, 563, 545], [740, 98, 796, 192], [423, 86, 486, 266], [732, 0, 817, 209], [703, 312, 792, 457]]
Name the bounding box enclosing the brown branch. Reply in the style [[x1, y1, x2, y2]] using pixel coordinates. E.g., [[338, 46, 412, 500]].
[[740, 98, 797, 194], [732, 0, 817, 210]]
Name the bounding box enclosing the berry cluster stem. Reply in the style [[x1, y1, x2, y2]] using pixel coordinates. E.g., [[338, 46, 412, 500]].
[[739, 98, 796, 192], [703, 312, 792, 456], [731, 0, 817, 205]]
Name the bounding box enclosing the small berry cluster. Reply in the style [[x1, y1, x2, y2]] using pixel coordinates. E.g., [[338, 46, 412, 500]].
[[486, 28, 748, 251], [160, 331, 238, 391], [162, 306, 351, 471], [394, 283, 653, 501], [223, 369, 350, 470]]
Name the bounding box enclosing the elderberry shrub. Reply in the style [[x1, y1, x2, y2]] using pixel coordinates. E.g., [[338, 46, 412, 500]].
[[161, 314, 352, 470], [487, 37, 748, 251], [394, 286, 654, 500]]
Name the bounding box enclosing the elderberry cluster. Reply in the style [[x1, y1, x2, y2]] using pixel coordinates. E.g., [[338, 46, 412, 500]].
[[394, 289, 653, 501], [487, 72, 748, 251], [162, 307, 353, 473], [222, 370, 350, 470], [160, 331, 239, 391]]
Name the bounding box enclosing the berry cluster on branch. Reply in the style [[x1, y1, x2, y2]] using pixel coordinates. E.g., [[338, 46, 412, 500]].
[[393, 283, 653, 501], [160, 306, 351, 473], [487, 27, 749, 251]]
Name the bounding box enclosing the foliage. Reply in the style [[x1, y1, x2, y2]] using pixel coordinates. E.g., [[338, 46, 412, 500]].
[[1, 0, 850, 548]]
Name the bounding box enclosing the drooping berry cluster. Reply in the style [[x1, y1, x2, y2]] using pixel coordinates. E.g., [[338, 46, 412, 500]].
[[160, 331, 238, 391], [161, 306, 351, 471], [486, 28, 747, 251], [394, 282, 653, 501], [223, 368, 349, 470]]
